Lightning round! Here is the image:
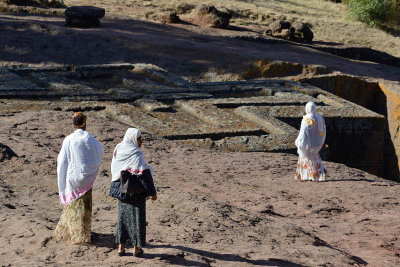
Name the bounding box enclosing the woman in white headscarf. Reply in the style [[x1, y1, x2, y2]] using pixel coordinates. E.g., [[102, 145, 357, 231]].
[[110, 128, 157, 257], [54, 112, 104, 244], [295, 102, 327, 182]]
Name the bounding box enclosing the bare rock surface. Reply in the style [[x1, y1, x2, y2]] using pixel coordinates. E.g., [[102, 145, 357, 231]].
[[1, 111, 400, 266], [0, 13, 399, 81]]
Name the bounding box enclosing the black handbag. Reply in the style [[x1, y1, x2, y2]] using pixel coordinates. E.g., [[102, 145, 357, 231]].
[[109, 169, 156, 200], [120, 170, 146, 194]]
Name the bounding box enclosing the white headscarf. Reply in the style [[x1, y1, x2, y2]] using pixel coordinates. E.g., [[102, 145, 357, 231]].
[[111, 128, 153, 182], [295, 102, 326, 159], [304, 102, 325, 136]]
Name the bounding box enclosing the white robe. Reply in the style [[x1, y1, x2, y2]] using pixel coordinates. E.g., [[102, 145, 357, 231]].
[[57, 129, 104, 205], [295, 102, 326, 160]]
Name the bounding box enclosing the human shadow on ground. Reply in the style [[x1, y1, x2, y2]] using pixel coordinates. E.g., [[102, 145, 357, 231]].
[[326, 178, 376, 183], [91, 232, 116, 249], [145, 244, 307, 266], [311, 238, 368, 266], [90, 233, 305, 266], [327, 178, 400, 185]]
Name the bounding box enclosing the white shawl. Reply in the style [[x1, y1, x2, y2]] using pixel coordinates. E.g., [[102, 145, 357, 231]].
[[57, 129, 104, 205], [295, 102, 326, 160], [111, 128, 153, 182]]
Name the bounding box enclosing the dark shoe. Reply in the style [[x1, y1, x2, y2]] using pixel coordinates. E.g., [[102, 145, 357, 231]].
[[118, 250, 125, 256], [134, 248, 144, 257]]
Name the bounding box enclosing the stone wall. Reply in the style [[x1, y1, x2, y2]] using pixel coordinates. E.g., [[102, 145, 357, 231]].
[[300, 74, 399, 180], [378, 81, 400, 180]]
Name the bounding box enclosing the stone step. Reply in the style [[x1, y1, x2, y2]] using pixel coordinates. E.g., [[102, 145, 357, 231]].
[[0, 69, 44, 92]]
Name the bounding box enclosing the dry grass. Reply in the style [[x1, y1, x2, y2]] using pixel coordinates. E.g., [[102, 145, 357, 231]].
[[53, 0, 400, 57]]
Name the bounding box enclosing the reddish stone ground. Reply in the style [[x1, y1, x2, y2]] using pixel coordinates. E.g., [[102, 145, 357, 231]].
[[1, 111, 400, 266], [1, 11, 400, 266]]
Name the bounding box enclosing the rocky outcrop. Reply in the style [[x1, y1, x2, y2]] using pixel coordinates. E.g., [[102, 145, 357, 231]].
[[292, 22, 314, 43], [268, 20, 291, 34], [265, 20, 314, 43], [65, 6, 105, 28], [159, 11, 180, 24], [190, 4, 231, 29]]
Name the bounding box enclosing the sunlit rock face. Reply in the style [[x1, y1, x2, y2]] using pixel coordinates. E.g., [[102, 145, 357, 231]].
[[1, 62, 397, 179]]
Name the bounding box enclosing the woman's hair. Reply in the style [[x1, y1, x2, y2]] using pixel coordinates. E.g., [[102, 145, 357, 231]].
[[72, 112, 87, 128]]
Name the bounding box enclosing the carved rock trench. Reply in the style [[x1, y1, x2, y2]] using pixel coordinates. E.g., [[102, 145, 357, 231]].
[[1, 61, 398, 180]]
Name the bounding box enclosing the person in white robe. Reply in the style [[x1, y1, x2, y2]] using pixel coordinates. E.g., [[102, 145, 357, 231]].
[[54, 112, 104, 243], [295, 102, 327, 182]]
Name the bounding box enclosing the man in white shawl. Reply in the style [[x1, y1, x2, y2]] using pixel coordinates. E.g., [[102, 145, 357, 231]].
[[295, 102, 327, 182], [54, 112, 104, 243], [110, 128, 157, 257]]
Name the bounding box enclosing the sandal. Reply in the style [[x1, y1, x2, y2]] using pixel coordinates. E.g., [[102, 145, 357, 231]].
[[118, 250, 125, 256], [134, 248, 144, 257]]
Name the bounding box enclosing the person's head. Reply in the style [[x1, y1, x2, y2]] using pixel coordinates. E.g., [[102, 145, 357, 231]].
[[305, 102, 317, 115], [123, 128, 142, 148], [72, 112, 87, 130]]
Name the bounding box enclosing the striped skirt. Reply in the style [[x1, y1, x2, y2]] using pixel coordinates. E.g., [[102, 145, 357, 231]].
[[116, 191, 147, 247], [53, 189, 92, 244]]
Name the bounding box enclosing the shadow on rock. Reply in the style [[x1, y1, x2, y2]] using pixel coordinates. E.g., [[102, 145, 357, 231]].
[[326, 178, 375, 183]]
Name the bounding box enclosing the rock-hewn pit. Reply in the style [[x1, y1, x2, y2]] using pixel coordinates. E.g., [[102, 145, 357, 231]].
[[2, 61, 398, 180]]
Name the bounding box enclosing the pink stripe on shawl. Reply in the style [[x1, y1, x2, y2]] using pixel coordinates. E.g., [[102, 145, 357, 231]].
[[59, 180, 95, 206], [127, 168, 144, 175]]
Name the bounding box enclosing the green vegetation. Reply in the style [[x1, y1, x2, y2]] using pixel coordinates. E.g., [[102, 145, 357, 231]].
[[343, 0, 400, 32]]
